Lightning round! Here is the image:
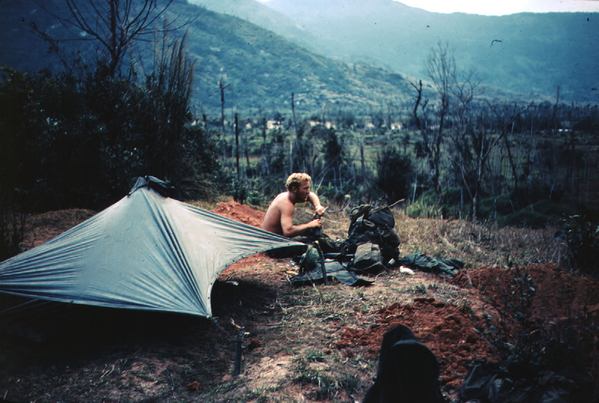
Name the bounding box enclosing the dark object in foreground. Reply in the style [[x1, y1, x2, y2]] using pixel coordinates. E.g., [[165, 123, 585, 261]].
[[459, 360, 596, 403], [363, 324, 445, 403]]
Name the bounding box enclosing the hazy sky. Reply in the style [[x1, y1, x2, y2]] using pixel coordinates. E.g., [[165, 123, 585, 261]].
[[397, 0, 599, 15], [258, 0, 599, 16]]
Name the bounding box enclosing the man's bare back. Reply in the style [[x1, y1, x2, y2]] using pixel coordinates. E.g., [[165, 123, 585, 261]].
[[262, 192, 293, 236]]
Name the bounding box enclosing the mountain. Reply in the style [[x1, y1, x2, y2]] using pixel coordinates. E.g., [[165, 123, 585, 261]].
[[0, 0, 436, 115], [0, 0, 566, 117], [186, 0, 321, 53], [253, 0, 599, 103], [167, 0, 447, 114], [190, 0, 599, 106]]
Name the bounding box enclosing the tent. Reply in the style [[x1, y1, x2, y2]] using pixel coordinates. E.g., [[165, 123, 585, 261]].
[[0, 177, 305, 318]]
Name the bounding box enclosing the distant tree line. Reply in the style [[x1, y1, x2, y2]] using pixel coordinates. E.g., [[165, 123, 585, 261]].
[[404, 43, 599, 225]]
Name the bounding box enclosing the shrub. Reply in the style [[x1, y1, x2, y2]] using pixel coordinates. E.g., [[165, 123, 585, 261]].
[[405, 190, 442, 219], [479, 194, 515, 219], [499, 208, 550, 229], [375, 146, 413, 205], [531, 199, 575, 220], [0, 57, 225, 211], [558, 215, 599, 274]]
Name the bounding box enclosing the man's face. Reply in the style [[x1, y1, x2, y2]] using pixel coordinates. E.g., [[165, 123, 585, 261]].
[[293, 180, 311, 202]]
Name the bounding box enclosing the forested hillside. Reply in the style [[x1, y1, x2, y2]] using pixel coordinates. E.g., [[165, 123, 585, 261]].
[[263, 0, 599, 103], [0, 0, 421, 114]]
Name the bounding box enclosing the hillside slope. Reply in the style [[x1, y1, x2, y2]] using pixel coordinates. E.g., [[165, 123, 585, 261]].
[[186, 0, 321, 53], [0, 0, 418, 114], [0, 203, 597, 402], [169, 1, 419, 113], [261, 0, 599, 103], [0, 0, 542, 116]]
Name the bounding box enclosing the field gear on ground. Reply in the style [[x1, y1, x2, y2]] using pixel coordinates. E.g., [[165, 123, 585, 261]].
[[290, 202, 464, 287], [396, 253, 464, 277], [343, 204, 401, 264], [289, 258, 373, 286], [289, 242, 373, 286], [352, 242, 385, 273]]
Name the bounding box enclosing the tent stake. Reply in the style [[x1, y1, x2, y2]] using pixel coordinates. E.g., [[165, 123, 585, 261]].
[[233, 332, 244, 376]]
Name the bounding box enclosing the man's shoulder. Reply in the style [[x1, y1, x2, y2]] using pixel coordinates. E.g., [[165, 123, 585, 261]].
[[273, 192, 294, 211], [272, 192, 290, 203]]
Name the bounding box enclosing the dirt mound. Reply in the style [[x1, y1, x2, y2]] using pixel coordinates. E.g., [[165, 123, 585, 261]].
[[526, 264, 599, 321], [212, 201, 265, 228], [336, 297, 500, 389], [23, 209, 96, 249], [335, 263, 599, 392], [452, 264, 599, 323]]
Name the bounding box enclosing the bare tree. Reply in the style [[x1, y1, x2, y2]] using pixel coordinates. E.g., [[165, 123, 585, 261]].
[[418, 41, 524, 220], [219, 78, 229, 132], [445, 69, 483, 219], [450, 101, 529, 221], [451, 70, 482, 130], [410, 79, 427, 131], [144, 30, 196, 179], [423, 41, 456, 200], [37, 0, 190, 77]]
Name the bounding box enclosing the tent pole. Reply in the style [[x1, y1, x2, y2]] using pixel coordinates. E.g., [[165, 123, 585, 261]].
[[314, 242, 328, 285]]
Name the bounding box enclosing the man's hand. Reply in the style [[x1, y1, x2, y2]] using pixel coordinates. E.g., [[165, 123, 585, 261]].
[[314, 205, 327, 216], [309, 218, 323, 229]]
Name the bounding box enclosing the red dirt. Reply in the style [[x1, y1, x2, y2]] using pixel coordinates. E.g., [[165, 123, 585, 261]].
[[334, 262, 599, 390], [23, 208, 97, 249], [335, 297, 500, 389], [212, 201, 265, 228], [452, 264, 599, 321]]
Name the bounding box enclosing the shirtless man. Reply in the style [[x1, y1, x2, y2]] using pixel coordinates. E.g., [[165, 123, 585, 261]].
[[262, 173, 326, 238]]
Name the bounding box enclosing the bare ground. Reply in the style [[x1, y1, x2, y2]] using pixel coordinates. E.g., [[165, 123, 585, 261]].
[[0, 201, 597, 402]]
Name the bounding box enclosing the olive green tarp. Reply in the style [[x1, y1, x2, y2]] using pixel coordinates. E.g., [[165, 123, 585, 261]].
[[0, 177, 304, 318]]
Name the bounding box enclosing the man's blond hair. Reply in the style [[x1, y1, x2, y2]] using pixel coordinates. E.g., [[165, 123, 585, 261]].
[[285, 173, 311, 190]]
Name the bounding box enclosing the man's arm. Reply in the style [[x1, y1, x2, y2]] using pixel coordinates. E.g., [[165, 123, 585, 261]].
[[280, 200, 322, 238], [308, 192, 326, 216]]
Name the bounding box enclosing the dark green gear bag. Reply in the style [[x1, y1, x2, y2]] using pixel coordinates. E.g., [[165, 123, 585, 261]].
[[352, 242, 386, 273]]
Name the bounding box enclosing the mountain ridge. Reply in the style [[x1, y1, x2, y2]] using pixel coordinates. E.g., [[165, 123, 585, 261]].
[[251, 0, 599, 103], [0, 0, 578, 117]]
